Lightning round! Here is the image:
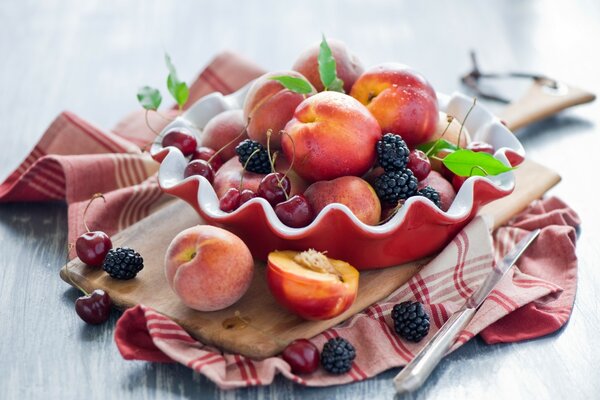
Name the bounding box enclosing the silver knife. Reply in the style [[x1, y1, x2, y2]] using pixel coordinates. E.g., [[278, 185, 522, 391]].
[[393, 228, 541, 394]]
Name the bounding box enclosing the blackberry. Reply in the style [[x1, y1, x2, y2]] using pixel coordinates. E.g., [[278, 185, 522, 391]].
[[416, 186, 442, 209], [102, 247, 144, 280], [374, 169, 418, 204], [391, 301, 431, 342], [235, 139, 271, 174], [376, 133, 410, 171], [321, 337, 356, 374]]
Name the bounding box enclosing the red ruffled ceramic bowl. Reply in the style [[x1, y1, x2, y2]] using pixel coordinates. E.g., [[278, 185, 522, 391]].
[[151, 88, 524, 270]]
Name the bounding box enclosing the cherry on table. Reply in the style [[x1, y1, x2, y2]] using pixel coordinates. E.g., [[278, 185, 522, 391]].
[[275, 194, 314, 228], [75, 193, 112, 267], [282, 339, 320, 374], [407, 149, 431, 181], [162, 129, 198, 156], [184, 160, 215, 183], [192, 146, 223, 171], [258, 173, 291, 206], [75, 289, 112, 325]]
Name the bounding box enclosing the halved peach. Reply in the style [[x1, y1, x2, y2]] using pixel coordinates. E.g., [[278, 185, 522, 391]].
[[266, 250, 359, 320]]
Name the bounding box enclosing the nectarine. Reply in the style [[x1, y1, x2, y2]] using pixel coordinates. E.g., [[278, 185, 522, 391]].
[[200, 109, 248, 161]]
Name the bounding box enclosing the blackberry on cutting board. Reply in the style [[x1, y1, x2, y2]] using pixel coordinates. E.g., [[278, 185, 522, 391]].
[[376, 133, 410, 171], [102, 247, 144, 280], [235, 139, 272, 174], [391, 301, 431, 342], [415, 186, 442, 209], [374, 169, 419, 204], [321, 337, 356, 374]]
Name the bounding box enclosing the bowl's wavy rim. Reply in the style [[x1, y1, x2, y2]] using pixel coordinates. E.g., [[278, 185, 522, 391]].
[[152, 91, 525, 239]]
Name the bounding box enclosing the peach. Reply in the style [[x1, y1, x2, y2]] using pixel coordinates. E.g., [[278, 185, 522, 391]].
[[291, 38, 364, 93], [418, 171, 456, 211], [213, 156, 308, 199], [430, 112, 471, 148], [304, 176, 381, 225], [267, 249, 359, 320], [164, 225, 254, 311], [200, 109, 248, 161], [243, 71, 316, 149], [350, 63, 439, 147], [282, 91, 382, 182]]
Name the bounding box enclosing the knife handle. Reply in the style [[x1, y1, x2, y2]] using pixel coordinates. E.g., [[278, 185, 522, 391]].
[[393, 307, 477, 393]]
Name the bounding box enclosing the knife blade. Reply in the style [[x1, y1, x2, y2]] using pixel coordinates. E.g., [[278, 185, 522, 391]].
[[393, 228, 540, 394]]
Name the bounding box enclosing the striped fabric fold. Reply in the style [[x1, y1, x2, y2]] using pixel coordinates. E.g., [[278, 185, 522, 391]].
[[115, 200, 579, 388]]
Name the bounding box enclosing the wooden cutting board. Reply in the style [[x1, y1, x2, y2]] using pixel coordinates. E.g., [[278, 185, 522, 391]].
[[60, 159, 560, 359]]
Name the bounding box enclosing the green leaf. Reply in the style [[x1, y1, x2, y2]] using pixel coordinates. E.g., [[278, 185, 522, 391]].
[[442, 149, 515, 177], [164, 53, 189, 109], [418, 139, 458, 156], [270, 75, 313, 94], [318, 35, 345, 92], [136, 86, 162, 110]]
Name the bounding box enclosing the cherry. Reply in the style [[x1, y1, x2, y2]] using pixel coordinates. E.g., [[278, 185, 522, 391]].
[[239, 189, 257, 206], [282, 339, 320, 374], [75, 289, 112, 325], [407, 149, 432, 181], [75, 193, 112, 267], [192, 146, 223, 171], [467, 141, 495, 155], [258, 173, 291, 206], [76, 232, 112, 267], [184, 160, 214, 183], [275, 194, 314, 228], [452, 174, 468, 191], [219, 188, 241, 212], [162, 129, 197, 156]]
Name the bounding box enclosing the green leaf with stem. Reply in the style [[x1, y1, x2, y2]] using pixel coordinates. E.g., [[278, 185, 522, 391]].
[[136, 86, 162, 111], [418, 139, 458, 157], [442, 149, 515, 177], [164, 53, 189, 110], [318, 34, 345, 92], [270, 75, 313, 94]]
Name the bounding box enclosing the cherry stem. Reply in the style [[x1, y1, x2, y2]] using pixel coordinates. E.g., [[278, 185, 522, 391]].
[[144, 110, 162, 137], [425, 116, 453, 158], [82, 193, 106, 233], [208, 122, 249, 164], [239, 148, 261, 192], [64, 243, 89, 296], [469, 165, 489, 176], [458, 98, 477, 148]]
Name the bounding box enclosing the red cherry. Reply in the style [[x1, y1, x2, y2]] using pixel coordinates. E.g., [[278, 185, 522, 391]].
[[162, 130, 198, 156], [76, 231, 112, 267], [219, 188, 241, 212], [184, 160, 214, 183], [258, 173, 291, 206], [407, 149, 431, 181], [192, 146, 223, 171], [75, 289, 112, 325], [452, 174, 468, 191], [275, 194, 314, 228], [239, 189, 257, 206], [282, 339, 320, 374], [467, 141, 494, 155]]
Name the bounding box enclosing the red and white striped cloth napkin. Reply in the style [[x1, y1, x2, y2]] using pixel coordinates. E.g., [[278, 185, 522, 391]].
[[0, 52, 579, 389]]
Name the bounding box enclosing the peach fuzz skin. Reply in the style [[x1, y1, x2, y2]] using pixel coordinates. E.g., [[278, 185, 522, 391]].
[[243, 71, 316, 149], [282, 91, 382, 182], [266, 250, 359, 320], [213, 156, 308, 199], [304, 176, 381, 225], [350, 63, 439, 147], [200, 109, 248, 161], [164, 225, 254, 312], [291, 38, 364, 94]]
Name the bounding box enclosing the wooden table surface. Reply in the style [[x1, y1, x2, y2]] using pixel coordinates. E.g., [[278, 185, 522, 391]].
[[1, 1, 599, 399]]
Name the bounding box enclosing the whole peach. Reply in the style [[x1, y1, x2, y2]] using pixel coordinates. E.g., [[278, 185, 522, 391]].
[[291, 38, 364, 94], [418, 171, 456, 211], [243, 71, 316, 149], [350, 63, 439, 147], [200, 109, 248, 161], [282, 91, 382, 182], [213, 156, 308, 199], [304, 176, 381, 225], [164, 225, 254, 312]]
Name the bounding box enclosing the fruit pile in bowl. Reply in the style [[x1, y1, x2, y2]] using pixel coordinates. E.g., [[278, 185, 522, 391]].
[[150, 37, 524, 269]]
